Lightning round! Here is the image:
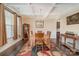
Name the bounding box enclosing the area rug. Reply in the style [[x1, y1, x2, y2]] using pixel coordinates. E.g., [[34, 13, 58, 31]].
[[17, 40, 65, 56]]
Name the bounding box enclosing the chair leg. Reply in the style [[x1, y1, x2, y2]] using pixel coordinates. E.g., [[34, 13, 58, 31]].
[[36, 45, 37, 52], [42, 45, 43, 52]]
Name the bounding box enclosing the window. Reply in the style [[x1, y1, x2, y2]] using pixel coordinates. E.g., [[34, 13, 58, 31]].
[[5, 10, 14, 39], [17, 16, 22, 38], [0, 4, 22, 46]]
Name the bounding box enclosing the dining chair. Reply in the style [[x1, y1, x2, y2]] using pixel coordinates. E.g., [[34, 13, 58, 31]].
[[47, 31, 51, 38], [46, 31, 51, 50]]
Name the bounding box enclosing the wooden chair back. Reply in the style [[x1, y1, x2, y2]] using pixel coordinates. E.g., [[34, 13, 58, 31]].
[[35, 31, 44, 45], [47, 31, 51, 38], [35, 31, 44, 39]]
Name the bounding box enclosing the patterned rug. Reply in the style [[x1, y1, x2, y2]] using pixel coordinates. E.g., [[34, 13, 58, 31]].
[[17, 42, 32, 56], [17, 41, 65, 56]]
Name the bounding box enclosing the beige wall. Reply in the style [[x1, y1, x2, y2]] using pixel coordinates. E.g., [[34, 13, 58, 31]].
[[60, 15, 79, 35], [22, 16, 57, 38]]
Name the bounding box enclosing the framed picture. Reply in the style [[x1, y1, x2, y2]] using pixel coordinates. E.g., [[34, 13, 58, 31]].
[[67, 12, 79, 25], [35, 20, 44, 28]]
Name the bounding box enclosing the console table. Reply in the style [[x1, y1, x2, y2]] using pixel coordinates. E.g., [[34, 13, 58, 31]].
[[60, 34, 79, 55]]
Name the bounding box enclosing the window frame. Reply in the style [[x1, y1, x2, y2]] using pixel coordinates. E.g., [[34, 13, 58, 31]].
[[4, 9, 14, 39], [17, 15, 22, 38], [4, 5, 22, 40]]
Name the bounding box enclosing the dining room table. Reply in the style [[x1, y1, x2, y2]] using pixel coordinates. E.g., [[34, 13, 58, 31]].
[[29, 34, 51, 50]]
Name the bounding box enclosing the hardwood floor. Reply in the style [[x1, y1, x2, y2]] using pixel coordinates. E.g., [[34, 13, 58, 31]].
[[0, 39, 24, 56]]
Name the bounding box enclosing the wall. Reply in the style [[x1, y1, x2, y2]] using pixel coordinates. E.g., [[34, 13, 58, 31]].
[[60, 17, 79, 35], [60, 9, 79, 35], [22, 16, 57, 38], [60, 11, 79, 49], [45, 19, 57, 38]]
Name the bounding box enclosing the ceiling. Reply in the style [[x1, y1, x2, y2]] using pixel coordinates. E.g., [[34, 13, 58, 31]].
[[5, 3, 79, 20]]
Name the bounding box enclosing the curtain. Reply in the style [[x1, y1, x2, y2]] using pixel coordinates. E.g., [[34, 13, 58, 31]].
[[0, 4, 7, 46], [13, 14, 17, 40]]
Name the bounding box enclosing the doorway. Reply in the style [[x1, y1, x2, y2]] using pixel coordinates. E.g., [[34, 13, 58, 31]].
[[56, 21, 60, 47]]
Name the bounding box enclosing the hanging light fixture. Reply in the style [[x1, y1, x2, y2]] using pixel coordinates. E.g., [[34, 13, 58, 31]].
[[39, 8, 43, 20]]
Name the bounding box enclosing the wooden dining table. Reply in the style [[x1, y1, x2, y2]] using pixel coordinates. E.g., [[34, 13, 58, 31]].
[[29, 34, 51, 49]]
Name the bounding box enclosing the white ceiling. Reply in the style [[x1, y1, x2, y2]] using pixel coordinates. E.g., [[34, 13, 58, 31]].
[[5, 3, 79, 20]]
